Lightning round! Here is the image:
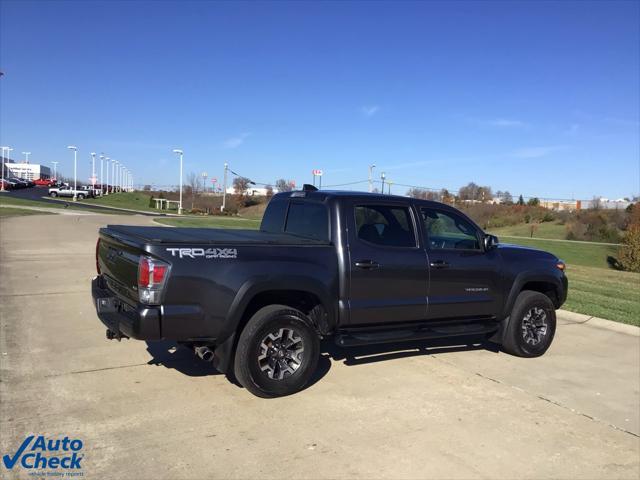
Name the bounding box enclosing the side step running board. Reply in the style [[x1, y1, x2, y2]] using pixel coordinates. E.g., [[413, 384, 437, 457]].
[[334, 320, 499, 347]]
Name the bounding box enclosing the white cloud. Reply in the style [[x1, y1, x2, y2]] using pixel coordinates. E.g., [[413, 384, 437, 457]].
[[511, 145, 567, 159], [361, 105, 380, 117], [222, 133, 250, 149], [485, 118, 527, 128]]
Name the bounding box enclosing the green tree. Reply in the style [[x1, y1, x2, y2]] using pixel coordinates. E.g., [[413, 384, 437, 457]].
[[618, 225, 640, 272], [517, 194, 525, 206], [527, 197, 540, 206]]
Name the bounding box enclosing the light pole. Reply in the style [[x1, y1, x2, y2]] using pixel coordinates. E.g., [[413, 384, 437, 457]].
[[221, 162, 228, 212], [67, 146, 78, 201], [90, 152, 96, 190], [380, 171, 386, 194], [105, 157, 110, 194], [99, 154, 104, 195], [172, 149, 183, 214], [201, 172, 208, 194], [0, 146, 10, 192], [22, 151, 31, 163], [368, 164, 376, 193], [113, 160, 119, 193], [51, 161, 59, 182]]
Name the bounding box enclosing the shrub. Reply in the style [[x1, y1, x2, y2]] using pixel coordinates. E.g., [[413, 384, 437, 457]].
[[618, 225, 640, 272]]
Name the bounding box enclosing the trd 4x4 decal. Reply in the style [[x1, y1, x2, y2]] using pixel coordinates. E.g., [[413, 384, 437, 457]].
[[165, 247, 238, 259]]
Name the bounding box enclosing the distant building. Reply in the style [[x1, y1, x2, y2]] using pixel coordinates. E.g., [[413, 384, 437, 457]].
[[539, 199, 579, 211], [5, 162, 52, 180]]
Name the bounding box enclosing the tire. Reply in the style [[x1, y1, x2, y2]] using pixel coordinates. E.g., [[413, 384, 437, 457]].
[[50, 192, 57, 197], [78, 194, 85, 200], [234, 304, 320, 398], [502, 290, 556, 358]]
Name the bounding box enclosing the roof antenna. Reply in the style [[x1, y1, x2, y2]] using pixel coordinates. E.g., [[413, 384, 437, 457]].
[[302, 184, 318, 192]]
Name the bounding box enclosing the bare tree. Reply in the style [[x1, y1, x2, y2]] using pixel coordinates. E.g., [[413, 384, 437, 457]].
[[187, 172, 198, 209], [265, 184, 274, 197], [233, 176, 250, 196], [275, 178, 293, 192]]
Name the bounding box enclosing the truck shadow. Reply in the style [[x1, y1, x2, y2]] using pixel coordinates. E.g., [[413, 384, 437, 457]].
[[145, 340, 221, 377], [308, 335, 499, 388], [144, 336, 500, 390]]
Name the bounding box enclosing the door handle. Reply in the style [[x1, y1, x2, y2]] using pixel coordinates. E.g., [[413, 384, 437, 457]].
[[355, 260, 381, 270], [429, 260, 450, 269]]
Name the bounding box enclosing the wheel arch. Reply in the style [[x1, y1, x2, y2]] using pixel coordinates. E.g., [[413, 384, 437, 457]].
[[214, 278, 336, 374]]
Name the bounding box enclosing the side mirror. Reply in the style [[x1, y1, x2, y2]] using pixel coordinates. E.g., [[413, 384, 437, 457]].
[[483, 234, 499, 250]]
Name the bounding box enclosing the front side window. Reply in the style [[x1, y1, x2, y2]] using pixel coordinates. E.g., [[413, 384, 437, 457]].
[[421, 208, 480, 250], [284, 201, 329, 241], [355, 205, 416, 247]]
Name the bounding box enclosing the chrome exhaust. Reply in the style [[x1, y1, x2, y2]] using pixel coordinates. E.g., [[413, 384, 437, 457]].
[[194, 345, 214, 362]]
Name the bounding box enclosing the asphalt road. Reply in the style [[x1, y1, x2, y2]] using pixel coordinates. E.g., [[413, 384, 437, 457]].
[[1, 213, 639, 479], [4, 186, 161, 215]]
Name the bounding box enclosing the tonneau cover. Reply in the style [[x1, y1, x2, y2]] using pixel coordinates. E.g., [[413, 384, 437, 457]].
[[102, 225, 329, 245]]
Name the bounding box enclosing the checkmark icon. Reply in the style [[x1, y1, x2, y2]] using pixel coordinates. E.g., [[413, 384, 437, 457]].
[[2, 435, 34, 469]]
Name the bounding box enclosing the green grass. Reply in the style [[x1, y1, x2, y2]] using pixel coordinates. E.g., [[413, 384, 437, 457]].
[[488, 222, 568, 240], [154, 216, 261, 229], [563, 265, 640, 326], [497, 236, 618, 269], [497, 236, 638, 325], [83, 191, 158, 212], [0, 206, 55, 218], [0, 194, 114, 213]]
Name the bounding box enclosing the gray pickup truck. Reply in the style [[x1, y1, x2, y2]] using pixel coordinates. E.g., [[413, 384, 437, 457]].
[[92, 186, 567, 397]]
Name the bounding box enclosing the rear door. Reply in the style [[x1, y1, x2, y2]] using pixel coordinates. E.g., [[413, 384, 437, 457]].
[[420, 206, 502, 320], [347, 201, 428, 325]]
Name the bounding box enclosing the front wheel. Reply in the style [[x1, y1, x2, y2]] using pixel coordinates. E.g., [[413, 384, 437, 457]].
[[234, 305, 320, 398], [77, 194, 85, 199], [50, 192, 57, 197], [502, 290, 556, 357]]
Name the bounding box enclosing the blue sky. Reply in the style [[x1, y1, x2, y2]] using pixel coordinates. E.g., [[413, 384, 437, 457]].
[[1, 0, 638, 199]]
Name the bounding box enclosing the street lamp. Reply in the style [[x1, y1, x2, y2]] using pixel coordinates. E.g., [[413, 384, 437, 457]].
[[90, 152, 96, 190], [113, 160, 119, 193], [0, 146, 11, 192], [221, 163, 228, 212], [99, 154, 104, 195], [67, 146, 78, 201], [368, 164, 376, 193], [22, 151, 31, 163], [51, 161, 59, 182], [172, 149, 183, 214], [105, 157, 110, 194], [380, 171, 386, 194]]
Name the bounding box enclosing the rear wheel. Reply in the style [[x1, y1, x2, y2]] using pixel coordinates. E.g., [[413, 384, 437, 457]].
[[502, 290, 556, 357], [50, 192, 57, 197], [234, 305, 320, 398], [77, 194, 85, 199]]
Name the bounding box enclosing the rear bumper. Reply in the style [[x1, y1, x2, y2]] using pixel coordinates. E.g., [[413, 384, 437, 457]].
[[92, 276, 161, 340]]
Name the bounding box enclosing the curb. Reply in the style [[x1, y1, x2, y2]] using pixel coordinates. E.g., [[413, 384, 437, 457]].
[[43, 197, 177, 216], [558, 309, 639, 337]]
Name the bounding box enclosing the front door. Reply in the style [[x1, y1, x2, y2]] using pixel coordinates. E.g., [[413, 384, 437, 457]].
[[419, 207, 502, 320], [347, 202, 429, 325]]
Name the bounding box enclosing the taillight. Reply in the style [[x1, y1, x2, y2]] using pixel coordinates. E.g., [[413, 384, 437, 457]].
[[96, 238, 101, 274], [137, 256, 169, 305]]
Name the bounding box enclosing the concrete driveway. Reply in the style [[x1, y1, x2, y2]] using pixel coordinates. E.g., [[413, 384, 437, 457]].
[[1, 213, 638, 479]]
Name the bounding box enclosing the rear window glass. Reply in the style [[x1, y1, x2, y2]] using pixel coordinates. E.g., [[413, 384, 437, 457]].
[[260, 197, 289, 233], [284, 201, 329, 241]]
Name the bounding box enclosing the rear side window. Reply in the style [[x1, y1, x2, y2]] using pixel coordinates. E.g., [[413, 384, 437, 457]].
[[260, 197, 289, 233], [355, 205, 416, 247], [284, 201, 329, 241]]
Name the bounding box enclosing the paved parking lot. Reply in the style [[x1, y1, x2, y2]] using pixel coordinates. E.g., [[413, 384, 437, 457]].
[[1, 213, 639, 479]]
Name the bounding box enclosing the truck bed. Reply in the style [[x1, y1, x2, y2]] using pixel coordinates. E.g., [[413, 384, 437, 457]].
[[103, 225, 330, 245]]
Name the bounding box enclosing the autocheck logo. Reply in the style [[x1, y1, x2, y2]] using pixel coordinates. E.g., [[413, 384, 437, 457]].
[[2, 435, 84, 472]]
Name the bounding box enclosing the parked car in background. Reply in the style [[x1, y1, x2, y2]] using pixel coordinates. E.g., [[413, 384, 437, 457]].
[[48, 185, 94, 199], [34, 178, 56, 187]]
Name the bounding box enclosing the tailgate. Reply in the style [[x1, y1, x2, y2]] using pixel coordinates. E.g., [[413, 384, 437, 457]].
[[97, 230, 144, 305]]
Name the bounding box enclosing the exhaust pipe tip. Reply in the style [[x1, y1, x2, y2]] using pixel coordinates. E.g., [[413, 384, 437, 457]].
[[194, 346, 214, 362]]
